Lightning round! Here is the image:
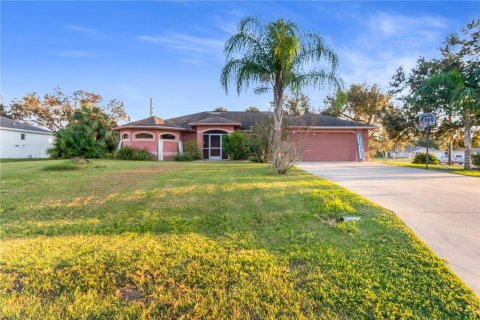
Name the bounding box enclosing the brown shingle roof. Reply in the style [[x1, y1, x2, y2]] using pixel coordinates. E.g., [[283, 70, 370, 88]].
[[189, 116, 241, 125], [115, 111, 374, 131]]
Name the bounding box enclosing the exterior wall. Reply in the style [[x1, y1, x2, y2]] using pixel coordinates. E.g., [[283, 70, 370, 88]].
[[119, 129, 184, 159], [195, 125, 235, 156], [117, 126, 371, 162], [290, 129, 360, 161], [0, 129, 54, 158]]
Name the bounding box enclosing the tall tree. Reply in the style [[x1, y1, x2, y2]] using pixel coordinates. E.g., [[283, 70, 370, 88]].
[[8, 88, 128, 131], [417, 70, 479, 169], [283, 93, 312, 116], [390, 19, 479, 166], [245, 106, 260, 112], [214, 106, 228, 112], [221, 17, 340, 172]]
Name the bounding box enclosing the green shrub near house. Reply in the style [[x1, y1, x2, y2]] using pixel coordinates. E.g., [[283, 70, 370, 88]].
[[472, 153, 480, 167], [174, 141, 201, 161], [223, 131, 249, 160], [116, 146, 153, 161], [412, 153, 440, 165]]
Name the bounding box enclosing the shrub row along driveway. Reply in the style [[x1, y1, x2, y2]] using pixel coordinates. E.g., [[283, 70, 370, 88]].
[[1, 160, 479, 318], [298, 161, 480, 296]]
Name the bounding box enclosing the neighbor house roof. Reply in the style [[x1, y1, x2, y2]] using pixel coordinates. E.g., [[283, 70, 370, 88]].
[[115, 111, 375, 131], [0, 116, 52, 134]]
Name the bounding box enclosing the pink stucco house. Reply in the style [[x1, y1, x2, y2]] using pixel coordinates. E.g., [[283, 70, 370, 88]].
[[114, 111, 375, 161]]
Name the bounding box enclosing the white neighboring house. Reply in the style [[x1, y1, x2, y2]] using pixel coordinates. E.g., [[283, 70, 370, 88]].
[[0, 116, 54, 158], [391, 146, 446, 159]]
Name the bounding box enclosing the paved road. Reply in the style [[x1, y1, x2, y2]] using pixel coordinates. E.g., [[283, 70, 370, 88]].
[[298, 161, 480, 296]]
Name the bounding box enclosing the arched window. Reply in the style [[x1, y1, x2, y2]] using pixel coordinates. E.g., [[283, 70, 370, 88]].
[[121, 133, 129, 140], [134, 133, 154, 139], [160, 133, 176, 140]]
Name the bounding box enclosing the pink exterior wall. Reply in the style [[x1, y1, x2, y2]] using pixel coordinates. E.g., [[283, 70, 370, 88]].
[[119, 129, 185, 159], [118, 126, 371, 162], [290, 129, 360, 161], [195, 125, 235, 152]]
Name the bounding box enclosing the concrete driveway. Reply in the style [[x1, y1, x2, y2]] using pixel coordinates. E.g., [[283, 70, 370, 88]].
[[298, 161, 480, 295]]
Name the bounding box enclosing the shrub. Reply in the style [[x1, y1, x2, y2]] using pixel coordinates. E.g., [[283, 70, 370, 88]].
[[174, 141, 201, 162], [174, 153, 195, 161], [116, 146, 153, 161], [223, 132, 249, 160], [412, 153, 440, 165], [472, 152, 480, 167], [183, 141, 202, 160], [48, 106, 118, 159]]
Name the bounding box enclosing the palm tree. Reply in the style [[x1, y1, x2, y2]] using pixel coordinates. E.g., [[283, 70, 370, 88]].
[[221, 17, 340, 170], [417, 69, 479, 169]]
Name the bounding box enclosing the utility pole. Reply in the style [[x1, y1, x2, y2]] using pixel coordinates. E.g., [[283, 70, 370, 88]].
[[426, 126, 430, 170], [150, 98, 153, 117]]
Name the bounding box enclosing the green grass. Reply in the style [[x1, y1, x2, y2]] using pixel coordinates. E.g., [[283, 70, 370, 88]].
[[0, 160, 479, 319], [378, 159, 480, 177]]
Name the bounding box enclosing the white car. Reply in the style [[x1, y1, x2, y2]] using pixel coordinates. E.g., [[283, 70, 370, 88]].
[[440, 154, 464, 164]]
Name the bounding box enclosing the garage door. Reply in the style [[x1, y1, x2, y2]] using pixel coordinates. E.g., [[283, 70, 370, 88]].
[[299, 132, 356, 161]]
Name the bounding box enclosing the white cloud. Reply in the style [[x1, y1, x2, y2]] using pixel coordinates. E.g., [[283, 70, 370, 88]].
[[65, 24, 102, 36], [138, 34, 224, 55], [138, 33, 226, 64], [332, 11, 449, 89], [367, 12, 447, 37]]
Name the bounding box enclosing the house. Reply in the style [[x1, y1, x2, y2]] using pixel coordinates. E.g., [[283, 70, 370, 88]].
[[392, 146, 445, 159], [114, 111, 375, 161], [0, 116, 54, 158]]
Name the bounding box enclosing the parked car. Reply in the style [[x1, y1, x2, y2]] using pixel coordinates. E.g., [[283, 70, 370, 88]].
[[440, 154, 464, 164]]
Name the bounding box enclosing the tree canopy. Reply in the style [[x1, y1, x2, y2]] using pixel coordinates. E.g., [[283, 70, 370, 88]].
[[221, 17, 340, 172], [7, 88, 128, 131]]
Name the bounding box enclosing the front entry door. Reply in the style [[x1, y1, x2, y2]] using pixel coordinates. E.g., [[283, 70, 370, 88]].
[[209, 134, 222, 160]]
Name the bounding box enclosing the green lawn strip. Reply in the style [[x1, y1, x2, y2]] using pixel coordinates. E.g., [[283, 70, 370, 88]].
[[379, 160, 480, 177], [0, 161, 479, 319]]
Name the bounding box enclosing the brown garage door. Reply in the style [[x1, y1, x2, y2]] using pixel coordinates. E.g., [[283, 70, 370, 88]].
[[299, 132, 357, 161]]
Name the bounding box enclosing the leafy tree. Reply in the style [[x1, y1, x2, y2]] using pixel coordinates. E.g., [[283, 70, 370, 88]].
[[8, 88, 128, 131], [390, 19, 479, 166], [245, 106, 260, 112], [222, 131, 249, 160], [417, 69, 479, 169], [221, 17, 340, 173], [283, 93, 312, 116], [323, 83, 391, 124], [49, 106, 118, 159], [0, 103, 10, 118], [214, 106, 228, 112], [323, 83, 406, 156]]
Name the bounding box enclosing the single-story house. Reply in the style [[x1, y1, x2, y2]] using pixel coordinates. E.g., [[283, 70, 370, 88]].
[[114, 111, 375, 161], [0, 116, 54, 158]]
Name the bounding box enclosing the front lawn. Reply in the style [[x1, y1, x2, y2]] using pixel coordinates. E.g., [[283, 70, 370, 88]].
[[378, 159, 480, 177], [1, 160, 479, 319]]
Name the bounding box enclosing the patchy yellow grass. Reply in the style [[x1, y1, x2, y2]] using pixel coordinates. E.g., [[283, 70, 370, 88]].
[[1, 160, 479, 319]]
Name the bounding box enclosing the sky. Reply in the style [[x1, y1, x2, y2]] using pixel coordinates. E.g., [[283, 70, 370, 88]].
[[1, 1, 479, 121]]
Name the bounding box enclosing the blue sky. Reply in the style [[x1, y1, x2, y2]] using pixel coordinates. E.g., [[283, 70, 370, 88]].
[[2, 1, 479, 121]]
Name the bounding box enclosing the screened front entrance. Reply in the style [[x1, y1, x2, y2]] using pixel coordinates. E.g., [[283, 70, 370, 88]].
[[203, 130, 228, 160]]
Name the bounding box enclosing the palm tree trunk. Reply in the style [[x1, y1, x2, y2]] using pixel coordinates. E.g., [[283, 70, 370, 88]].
[[463, 112, 472, 170], [272, 83, 283, 169]]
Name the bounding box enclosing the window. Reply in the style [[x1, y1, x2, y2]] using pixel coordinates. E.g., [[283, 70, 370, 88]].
[[134, 133, 154, 139], [160, 134, 176, 140], [21, 133, 26, 140], [121, 133, 129, 140]]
